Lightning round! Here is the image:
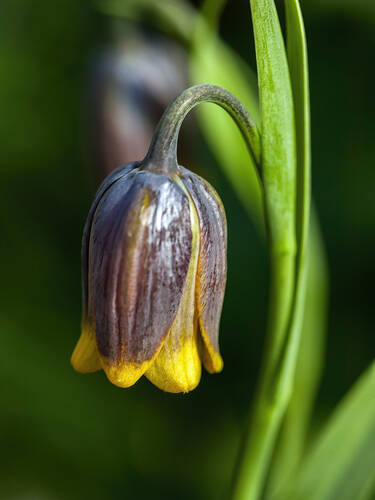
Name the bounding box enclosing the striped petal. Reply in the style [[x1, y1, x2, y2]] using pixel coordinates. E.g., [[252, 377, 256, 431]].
[[145, 183, 201, 393], [179, 168, 226, 373], [89, 171, 193, 387], [72, 162, 137, 374], [81, 162, 138, 321]]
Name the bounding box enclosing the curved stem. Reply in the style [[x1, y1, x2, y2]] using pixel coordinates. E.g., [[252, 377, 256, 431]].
[[143, 83, 298, 500], [144, 84, 261, 176]]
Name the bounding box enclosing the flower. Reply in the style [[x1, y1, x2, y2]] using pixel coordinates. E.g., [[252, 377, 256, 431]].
[[71, 161, 227, 393], [88, 30, 190, 181]]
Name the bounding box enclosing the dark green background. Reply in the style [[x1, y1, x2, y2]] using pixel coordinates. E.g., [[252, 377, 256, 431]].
[[1, 1, 374, 498]]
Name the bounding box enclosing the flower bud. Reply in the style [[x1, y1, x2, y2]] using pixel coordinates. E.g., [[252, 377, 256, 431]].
[[71, 161, 226, 393]]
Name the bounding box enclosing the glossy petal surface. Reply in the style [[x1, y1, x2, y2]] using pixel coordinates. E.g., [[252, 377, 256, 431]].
[[82, 162, 138, 320], [179, 167, 226, 373], [89, 171, 193, 387], [145, 185, 201, 393]]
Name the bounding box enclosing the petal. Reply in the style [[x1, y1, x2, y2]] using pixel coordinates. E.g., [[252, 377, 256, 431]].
[[89, 171, 193, 387], [71, 320, 101, 373], [74, 163, 137, 380], [145, 184, 201, 393], [82, 162, 138, 321], [179, 168, 226, 373]]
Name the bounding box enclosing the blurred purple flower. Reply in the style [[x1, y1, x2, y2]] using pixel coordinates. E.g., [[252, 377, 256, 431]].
[[88, 30, 190, 181]]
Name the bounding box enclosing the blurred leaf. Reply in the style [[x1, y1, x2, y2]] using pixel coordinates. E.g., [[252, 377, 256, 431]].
[[287, 360, 375, 500], [306, 0, 375, 18], [95, 0, 195, 44], [199, 0, 227, 31], [190, 4, 263, 228]]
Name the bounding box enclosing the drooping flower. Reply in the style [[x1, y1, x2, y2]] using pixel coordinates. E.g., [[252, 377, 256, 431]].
[[71, 160, 227, 393]]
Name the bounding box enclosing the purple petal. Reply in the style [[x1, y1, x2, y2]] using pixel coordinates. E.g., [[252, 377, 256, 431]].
[[82, 162, 137, 319], [179, 167, 226, 373], [89, 170, 193, 366]]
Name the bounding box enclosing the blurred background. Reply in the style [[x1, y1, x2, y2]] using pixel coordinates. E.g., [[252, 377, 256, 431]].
[[1, 0, 374, 498]]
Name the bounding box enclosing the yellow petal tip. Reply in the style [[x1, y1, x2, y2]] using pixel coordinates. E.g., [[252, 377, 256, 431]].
[[199, 328, 224, 374], [145, 336, 202, 393], [101, 358, 151, 388], [71, 323, 102, 373]]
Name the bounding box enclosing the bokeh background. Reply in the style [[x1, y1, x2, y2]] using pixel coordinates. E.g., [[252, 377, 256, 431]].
[[1, 0, 374, 499]]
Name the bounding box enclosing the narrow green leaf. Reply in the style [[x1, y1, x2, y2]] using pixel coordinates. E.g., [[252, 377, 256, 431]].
[[190, 24, 327, 487], [232, 1, 298, 498], [285, 0, 310, 260], [250, 0, 296, 256], [191, 28, 328, 493], [268, 211, 328, 499], [288, 360, 375, 500], [267, 0, 314, 494]]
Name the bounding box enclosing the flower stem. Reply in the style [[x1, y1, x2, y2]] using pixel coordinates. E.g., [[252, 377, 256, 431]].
[[144, 83, 299, 500], [232, 250, 296, 500], [144, 84, 261, 175], [232, 0, 311, 497]]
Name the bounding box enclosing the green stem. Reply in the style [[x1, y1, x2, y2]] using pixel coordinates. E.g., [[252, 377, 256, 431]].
[[232, 250, 296, 500], [144, 84, 261, 175], [232, 0, 300, 497], [145, 83, 298, 500]]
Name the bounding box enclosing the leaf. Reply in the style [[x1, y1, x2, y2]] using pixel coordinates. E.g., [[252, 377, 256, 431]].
[[287, 360, 375, 500], [285, 0, 311, 260], [250, 0, 296, 255], [268, 211, 328, 499], [267, 0, 315, 494], [190, 6, 263, 228], [190, 23, 328, 492], [95, 0, 195, 44], [231, 1, 298, 498]]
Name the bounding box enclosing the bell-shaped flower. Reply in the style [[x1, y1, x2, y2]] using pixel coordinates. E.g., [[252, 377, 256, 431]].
[[71, 160, 226, 393]]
